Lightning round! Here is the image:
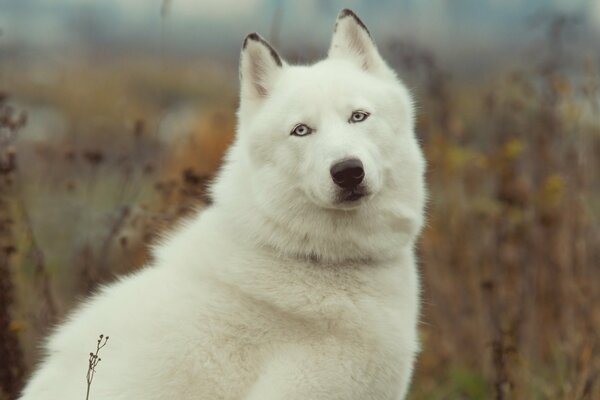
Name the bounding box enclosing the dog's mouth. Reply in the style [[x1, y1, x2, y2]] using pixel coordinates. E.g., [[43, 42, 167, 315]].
[[306, 185, 371, 210], [337, 187, 369, 204]]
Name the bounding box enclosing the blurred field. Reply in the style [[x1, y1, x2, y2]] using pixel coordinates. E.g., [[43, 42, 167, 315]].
[[1, 23, 599, 400]]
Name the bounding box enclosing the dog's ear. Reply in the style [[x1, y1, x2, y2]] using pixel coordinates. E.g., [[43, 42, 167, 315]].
[[240, 33, 285, 102], [328, 9, 394, 79]]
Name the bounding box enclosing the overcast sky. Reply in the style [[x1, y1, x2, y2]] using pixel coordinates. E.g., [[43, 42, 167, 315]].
[[1, 0, 598, 71]]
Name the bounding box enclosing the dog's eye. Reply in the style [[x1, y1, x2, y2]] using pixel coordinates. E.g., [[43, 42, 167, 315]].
[[349, 111, 369, 123], [291, 123, 313, 137]]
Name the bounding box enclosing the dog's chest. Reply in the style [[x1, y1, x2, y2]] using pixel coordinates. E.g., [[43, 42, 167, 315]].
[[183, 258, 418, 398], [231, 285, 409, 369]]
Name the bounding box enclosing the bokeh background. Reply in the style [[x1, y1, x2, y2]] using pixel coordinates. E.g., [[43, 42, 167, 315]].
[[1, 1, 599, 399]]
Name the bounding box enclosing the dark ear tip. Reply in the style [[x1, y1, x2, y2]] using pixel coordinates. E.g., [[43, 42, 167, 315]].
[[339, 9, 357, 19], [336, 8, 370, 36], [243, 32, 261, 49], [241, 32, 283, 67]]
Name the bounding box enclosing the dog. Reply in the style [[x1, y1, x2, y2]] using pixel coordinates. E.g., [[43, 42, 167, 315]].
[[19, 9, 426, 400]]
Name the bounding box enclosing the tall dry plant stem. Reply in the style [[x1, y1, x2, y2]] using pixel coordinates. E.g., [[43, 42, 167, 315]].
[[85, 334, 109, 400], [0, 94, 27, 400]]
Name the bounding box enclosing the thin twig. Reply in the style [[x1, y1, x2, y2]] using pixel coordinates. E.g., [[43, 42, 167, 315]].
[[85, 334, 109, 400]]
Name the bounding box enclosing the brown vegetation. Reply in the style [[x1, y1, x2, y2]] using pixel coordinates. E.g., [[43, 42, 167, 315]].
[[0, 93, 28, 400], [0, 29, 598, 400]]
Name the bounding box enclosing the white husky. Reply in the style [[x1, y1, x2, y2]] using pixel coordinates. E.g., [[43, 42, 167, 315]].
[[20, 9, 426, 400]]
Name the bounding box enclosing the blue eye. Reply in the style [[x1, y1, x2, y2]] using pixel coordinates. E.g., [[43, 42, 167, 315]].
[[291, 123, 313, 137], [349, 111, 369, 123]]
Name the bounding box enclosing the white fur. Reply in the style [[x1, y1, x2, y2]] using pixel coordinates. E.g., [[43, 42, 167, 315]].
[[20, 9, 426, 400]]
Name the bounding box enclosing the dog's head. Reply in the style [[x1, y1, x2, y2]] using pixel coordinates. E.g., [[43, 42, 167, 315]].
[[213, 9, 426, 261]]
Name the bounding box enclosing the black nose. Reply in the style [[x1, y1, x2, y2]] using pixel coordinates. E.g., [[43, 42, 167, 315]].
[[330, 158, 365, 189]]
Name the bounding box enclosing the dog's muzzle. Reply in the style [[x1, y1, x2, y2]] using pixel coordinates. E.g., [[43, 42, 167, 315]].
[[330, 158, 368, 203]]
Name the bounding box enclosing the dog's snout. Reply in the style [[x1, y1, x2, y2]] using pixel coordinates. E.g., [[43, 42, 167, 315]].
[[330, 158, 365, 189]]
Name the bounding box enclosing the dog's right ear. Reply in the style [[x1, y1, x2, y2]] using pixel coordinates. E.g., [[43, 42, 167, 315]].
[[240, 33, 285, 102]]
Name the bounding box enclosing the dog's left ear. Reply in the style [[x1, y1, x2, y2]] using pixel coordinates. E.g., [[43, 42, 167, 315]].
[[328, 9, 394, 79]]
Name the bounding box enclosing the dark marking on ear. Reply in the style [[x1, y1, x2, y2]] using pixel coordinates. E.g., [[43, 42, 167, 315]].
[[242, 32, 283, 67], [242, 32, 260, 49], [336, 9, 371, 37]]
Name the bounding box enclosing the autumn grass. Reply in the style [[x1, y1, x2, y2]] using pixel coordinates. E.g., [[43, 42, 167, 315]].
[[0, 51, 598, 400]]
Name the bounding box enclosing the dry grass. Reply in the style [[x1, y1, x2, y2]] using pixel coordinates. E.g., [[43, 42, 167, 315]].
[[0, 37, 598, 400], [0, 93, 28, 400], [413, 68, 600, 400]]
